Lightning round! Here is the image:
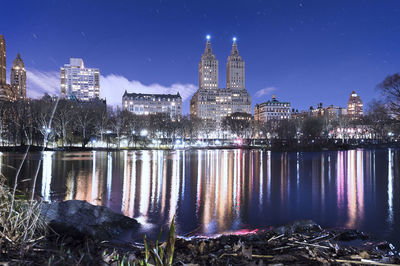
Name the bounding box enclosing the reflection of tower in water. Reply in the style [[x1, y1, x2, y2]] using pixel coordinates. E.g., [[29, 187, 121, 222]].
[[0, 152, 2, 177], [345, 150, 364, 228], [387, 148, 394, 225], [106, 152, 112, 207], [74, 152, 103, 205]]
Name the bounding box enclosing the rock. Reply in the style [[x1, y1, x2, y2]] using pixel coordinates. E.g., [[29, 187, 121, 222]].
[[335, 229, 369, 241], [40, 200, 139, 240], [273, 220, 322, 235]]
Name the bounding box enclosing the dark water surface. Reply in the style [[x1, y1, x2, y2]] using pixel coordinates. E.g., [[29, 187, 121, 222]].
[[1, 149, 399, 245]]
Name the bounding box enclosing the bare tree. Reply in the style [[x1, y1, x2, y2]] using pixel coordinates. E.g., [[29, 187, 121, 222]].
[[377, 73, 400, 117]]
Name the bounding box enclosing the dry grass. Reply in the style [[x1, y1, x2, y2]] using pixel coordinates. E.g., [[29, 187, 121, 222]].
[[0, 175, 47, 254]]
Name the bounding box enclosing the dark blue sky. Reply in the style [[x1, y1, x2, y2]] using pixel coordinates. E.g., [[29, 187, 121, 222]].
[[1, 0, 399, 113]]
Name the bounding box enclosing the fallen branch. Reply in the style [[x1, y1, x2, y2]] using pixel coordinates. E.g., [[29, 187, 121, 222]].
[[335, 259, 400, 266]]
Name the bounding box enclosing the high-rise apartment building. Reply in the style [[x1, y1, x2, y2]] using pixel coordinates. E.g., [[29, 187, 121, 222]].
[[254, 95, 291, 122], [199, 36, 218, 90], [11, 53, 27, 99], [0, 34, 14, 101], [61, 58, 100, 101], [227, 38, 245, 90], [0, 35, 6, 85], [122, 91, 182, 119], [190, 37, 251, 122], [347, 90, 363, 118]]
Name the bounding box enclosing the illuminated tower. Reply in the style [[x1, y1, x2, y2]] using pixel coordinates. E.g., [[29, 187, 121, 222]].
[[347, 90, 363, 118], [191, 36, 251, 123], [0, 34, 14, 101], [199, 35, 218, 90], [11, 53, 27, 99], [226, 37, 245, 89], [0, 35, 6, 85]]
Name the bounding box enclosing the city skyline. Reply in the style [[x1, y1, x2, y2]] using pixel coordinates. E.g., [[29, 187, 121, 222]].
[[0, 0, 399, 114]]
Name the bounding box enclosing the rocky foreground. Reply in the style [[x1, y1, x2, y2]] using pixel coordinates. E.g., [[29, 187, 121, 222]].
[[2, 200, 400, 265]]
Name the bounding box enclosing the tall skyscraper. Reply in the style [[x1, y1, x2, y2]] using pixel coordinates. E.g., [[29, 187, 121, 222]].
[[347, 90, 363, 118], [190, 37, 251, 128], [0, 34, 13, 101], [61, 58, 100, 101], [199, 36, 218, 90], [0, 35, 6, 85], [226, 38, 245, 90], [11, 53, 27, 99]]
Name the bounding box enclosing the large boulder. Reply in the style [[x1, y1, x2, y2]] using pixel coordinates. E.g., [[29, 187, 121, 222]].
[[273, 220, 322, 235], [40, 200, 139, 240]]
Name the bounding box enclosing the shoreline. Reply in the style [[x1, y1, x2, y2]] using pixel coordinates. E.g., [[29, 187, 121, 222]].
[[1, 198, 399, 265], [0, 142, 399, 153], [4, 218, 400, 265]]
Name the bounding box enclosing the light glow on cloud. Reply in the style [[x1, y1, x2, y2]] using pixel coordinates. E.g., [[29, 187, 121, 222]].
[[27, 69, 60, 98], [255, 87, 276, 98], [100, 74, 196, 106], [25, 69, 197, 107]]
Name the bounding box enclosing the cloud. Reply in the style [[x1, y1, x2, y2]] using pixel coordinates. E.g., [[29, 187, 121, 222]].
[[100, 74, 197, 106], [26, 69, 60, 98], [255, 87, 276, 98], [25, 69, 197, 107]]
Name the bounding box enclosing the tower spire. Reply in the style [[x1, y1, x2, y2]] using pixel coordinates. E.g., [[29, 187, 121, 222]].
[[204, 35, 213, 55], [230, 37, 239, 56]]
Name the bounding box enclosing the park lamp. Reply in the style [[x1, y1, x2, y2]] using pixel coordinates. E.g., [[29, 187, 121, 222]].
[[140, 129, 148, 137]]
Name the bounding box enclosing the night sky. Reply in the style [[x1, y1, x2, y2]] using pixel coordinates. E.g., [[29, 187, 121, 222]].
[[1, 0, 399, 114]]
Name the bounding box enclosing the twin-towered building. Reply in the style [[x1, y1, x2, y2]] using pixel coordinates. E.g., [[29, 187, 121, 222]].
[[122, 37, 251, 120], [0, 34, 27, 101], [190, 37, 251, 121]]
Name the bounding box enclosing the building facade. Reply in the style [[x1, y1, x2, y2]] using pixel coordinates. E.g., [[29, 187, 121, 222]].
[[324, 105, 347, 119], [61, 58, 100, 101], [0, 35, 6, 86], [347, 90, 363, 118], [254, 95, 291, 122], [190, 37, 251, 122], [0, 34, 14, 101], [11, 53, 27, 99], [122, 91, 182, 118]]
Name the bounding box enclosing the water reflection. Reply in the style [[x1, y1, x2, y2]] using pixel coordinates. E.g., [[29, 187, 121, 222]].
[[388, 149, 394, 225], [3, 148, 400, 245], [41, 151, 53, 201], [0, 152, 3, 178]]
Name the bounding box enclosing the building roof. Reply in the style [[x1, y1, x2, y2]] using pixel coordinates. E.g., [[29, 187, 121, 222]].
[[12, 53, 24, 68], [122, 90, 182, 100], [255, 96, 290, 107]]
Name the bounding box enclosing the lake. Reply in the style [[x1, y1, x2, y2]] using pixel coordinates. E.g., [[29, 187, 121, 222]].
[[1, 148, 399, 245]]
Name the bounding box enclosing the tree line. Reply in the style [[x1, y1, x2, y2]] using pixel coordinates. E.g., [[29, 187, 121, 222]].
[[0, 73, 399, 148]]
